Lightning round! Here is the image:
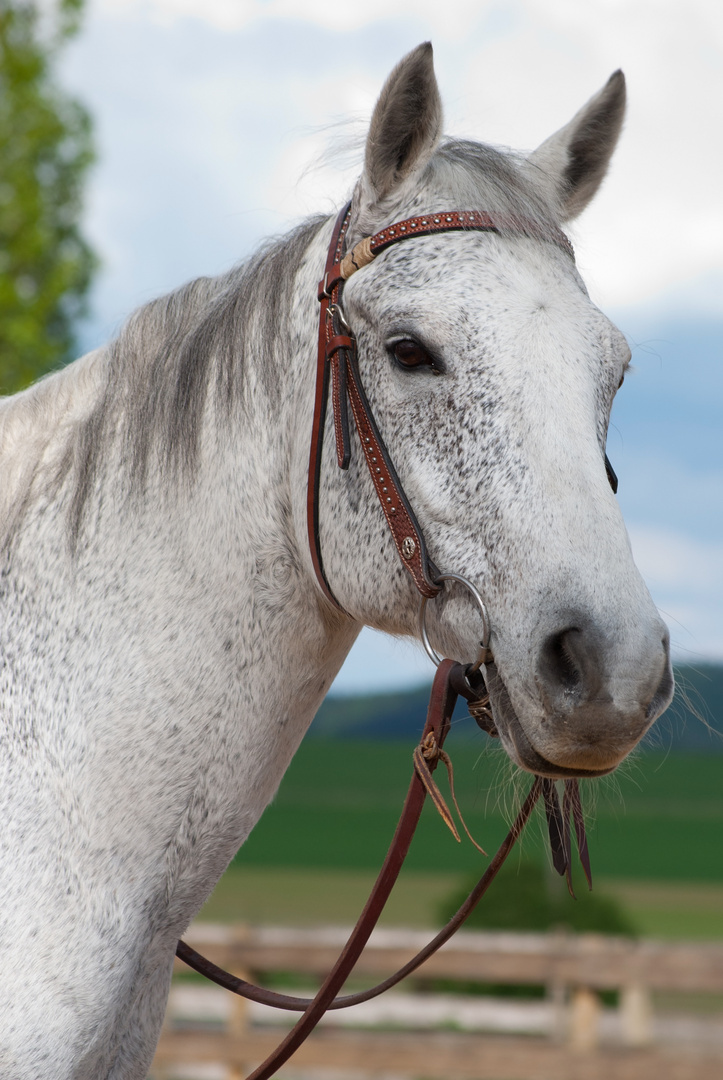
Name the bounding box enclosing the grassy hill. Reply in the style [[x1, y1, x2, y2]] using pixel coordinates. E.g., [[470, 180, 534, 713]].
[[311, 663, 723, 751], [201, 666, 723, 935], [221, 664, 723, 921], [232, 736, 723, 883]]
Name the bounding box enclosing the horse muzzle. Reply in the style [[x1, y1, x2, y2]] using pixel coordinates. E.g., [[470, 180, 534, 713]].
[[484, 623, 674, 778]]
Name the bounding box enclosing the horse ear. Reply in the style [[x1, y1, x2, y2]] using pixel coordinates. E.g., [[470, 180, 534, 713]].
[[362, 42, 443, 204], [528, 71, 626, 221]]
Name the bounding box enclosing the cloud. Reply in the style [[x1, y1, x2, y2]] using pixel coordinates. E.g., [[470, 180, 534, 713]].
[[96, 0, 516, 37], [628, 526, 723, 660], [75, 0, 723, 322]]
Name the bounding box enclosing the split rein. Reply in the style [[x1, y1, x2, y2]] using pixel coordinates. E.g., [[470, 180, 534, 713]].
[[175, 205, 594, 1079], [176, 662, 591, 1080]]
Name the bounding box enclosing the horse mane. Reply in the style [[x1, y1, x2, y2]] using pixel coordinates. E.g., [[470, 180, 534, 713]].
[[0, 137, 561, 551], [0, 217, 326, 549]]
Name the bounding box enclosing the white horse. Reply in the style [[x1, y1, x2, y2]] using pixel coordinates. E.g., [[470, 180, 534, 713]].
[[0, 44, 672, 1078]]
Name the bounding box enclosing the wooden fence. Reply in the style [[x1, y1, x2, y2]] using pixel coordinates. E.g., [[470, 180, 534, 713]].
[[151, 924, 723, 1079]]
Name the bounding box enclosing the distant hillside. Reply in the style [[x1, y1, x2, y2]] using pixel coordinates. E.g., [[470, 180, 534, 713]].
[[310, 663, 723, 751], [658, 664, 723, 751]]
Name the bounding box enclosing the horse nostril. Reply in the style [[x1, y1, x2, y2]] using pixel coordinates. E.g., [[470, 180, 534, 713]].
[[539, 628, 584, 697]]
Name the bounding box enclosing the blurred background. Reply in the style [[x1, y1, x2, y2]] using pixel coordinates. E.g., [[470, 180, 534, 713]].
[[2, 1, 722, 1075]]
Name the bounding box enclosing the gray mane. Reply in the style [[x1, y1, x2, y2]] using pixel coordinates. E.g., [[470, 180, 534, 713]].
[[65, 215, 326, 536]]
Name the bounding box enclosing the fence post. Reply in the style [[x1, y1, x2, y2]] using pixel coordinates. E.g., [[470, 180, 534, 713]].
[[226, 924, 253, 1080], [620, 982, 653, 1047], [548, 978, 568, 1043], [568, 986, 601, 1050]]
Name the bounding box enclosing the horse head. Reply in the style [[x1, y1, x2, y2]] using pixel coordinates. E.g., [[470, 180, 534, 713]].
[[311, 43, 673, 777]]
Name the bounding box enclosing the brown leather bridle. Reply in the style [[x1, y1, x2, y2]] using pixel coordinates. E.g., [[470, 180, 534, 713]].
[[308, 202, 577, 610], [175, 203, 598, 1079]]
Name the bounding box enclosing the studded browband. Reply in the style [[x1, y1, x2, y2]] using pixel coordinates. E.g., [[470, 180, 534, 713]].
[[307, 203, 576, 610]]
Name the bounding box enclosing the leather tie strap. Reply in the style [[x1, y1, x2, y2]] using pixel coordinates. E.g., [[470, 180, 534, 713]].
[[310, 203, 442, 607], [307, 204, 352, 608]]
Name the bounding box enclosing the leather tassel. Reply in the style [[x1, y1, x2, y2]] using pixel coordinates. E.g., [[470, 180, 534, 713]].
[[561, 782, 575, 898], [542, 778, 568, 877], [413, 741, 461, 843], [413, 734, 487, 855], [566, 778, 592, 891]]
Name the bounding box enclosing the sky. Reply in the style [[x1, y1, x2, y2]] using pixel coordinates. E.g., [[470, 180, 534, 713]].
[[58, 0, 722, 693]]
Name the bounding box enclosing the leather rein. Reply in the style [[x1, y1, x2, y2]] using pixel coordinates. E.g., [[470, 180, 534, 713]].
[[175, 204, 598, 1079]]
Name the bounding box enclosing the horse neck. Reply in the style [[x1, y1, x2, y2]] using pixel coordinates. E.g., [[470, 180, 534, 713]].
[[0, 220, 355, 703], [0, 224, 364, 1073], [0, 220, 358, 899]]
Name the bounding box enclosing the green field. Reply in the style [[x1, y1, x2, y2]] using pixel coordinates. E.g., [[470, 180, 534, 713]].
[[197, 738, 723, 939], [231, 738, 723, 881], [200, 866, 723, 940]]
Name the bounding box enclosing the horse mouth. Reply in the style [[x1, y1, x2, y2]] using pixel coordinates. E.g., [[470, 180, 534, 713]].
[[484, 662, 619, 780]]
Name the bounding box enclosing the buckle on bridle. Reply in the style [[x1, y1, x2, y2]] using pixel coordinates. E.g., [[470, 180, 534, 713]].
[[326, 303, 352, 333], [318, 272, 332, 301]]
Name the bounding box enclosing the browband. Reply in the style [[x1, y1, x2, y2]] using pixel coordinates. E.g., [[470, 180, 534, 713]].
[[322, 208, 575, 297]]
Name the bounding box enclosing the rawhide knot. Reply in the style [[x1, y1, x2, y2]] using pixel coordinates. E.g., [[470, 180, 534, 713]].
[[467, 694, 498, 737], [447, 665, 499, 738], [420, 731, 440, 764]]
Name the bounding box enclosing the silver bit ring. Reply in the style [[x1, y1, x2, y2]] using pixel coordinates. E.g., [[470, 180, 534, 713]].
[[419, 572, 492, 672]]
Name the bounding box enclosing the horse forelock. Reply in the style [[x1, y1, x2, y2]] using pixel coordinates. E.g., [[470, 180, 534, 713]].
[[352, 136, 562, 245], [433, 138, 561, 228]]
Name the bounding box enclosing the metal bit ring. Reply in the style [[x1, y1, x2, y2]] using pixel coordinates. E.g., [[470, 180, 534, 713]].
[[419, 573, 492, 672]]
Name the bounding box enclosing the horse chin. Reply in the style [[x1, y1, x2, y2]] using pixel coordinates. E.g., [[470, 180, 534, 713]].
[[484, 662, 621, 780]]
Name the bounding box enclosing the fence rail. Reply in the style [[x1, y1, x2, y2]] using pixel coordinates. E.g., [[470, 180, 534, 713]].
[[152, 923, 723, 1079]]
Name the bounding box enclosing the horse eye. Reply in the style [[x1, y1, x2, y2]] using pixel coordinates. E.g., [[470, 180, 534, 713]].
[[391, 339, 437, 371]]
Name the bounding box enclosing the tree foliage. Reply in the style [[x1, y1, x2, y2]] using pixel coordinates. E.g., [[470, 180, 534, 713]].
[[0, 0, 95, 394], [439, 857, 638, 936]]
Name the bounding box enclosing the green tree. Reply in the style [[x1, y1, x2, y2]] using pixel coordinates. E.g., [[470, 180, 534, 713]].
[[439, 857, 638, 936], [0, 0, 95, 394]]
